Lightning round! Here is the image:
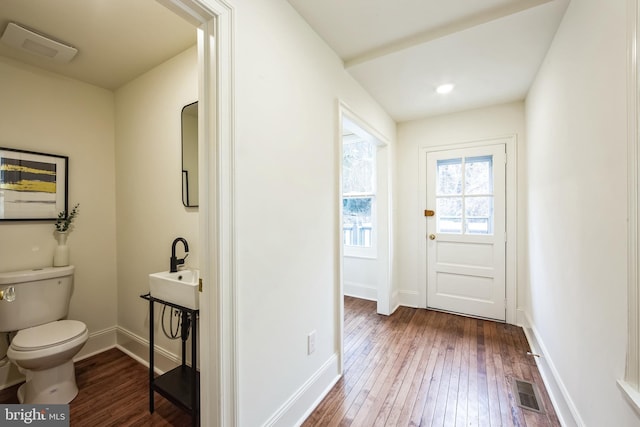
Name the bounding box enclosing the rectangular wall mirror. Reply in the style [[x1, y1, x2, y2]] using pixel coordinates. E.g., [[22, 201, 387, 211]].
[[182, 101, 198, 207]]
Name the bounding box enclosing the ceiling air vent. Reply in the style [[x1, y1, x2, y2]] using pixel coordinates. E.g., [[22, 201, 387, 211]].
[[1, 22, 77, 63]]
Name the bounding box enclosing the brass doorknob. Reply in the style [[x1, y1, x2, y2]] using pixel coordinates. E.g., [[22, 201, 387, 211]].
[[429, 234, 436, 240]]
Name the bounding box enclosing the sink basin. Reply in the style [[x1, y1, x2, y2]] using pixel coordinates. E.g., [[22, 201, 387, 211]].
[[149, 269, 199, 309]]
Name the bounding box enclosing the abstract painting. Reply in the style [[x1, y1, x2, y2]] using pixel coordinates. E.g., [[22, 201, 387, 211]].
[[0, 148, 68, 220]]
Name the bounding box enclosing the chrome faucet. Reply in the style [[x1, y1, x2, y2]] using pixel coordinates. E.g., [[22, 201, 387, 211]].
[[170, 237, 189, 273]]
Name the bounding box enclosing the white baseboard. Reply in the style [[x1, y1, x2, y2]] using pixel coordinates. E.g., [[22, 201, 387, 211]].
[[390, 290, 400, 315], [0, 360, 24, 391], [75, 326, 117, 361], [263, 354, 340, 427], [116, 326, 180, 375], [522, 311, 583, 427], [0, 325, 119, 390], [618, 379, 640, 417], [396, 290, 419, 308], [516, 308, 529, 328], [0, 325, 183, 391], [344, 281, 377, 301]]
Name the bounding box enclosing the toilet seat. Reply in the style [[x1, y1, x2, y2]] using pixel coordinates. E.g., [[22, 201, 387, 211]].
[[11, 320, 87, 351]]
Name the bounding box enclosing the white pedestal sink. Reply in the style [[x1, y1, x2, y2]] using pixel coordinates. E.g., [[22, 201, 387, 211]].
[[149, 269, 199, 309]]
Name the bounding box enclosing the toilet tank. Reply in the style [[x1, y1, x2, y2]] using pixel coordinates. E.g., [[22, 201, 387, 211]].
[[0, 266, 75, 332]]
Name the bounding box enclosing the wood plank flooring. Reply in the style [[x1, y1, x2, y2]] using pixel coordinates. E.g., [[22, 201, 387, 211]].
[[0, 348, 193, 426], [0, 297, 559, 426], [303, 297, 560, 427]]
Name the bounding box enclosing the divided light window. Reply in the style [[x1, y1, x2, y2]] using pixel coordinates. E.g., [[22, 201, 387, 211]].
[[436, 155, 495, 235], [343, 140, 376, 254]]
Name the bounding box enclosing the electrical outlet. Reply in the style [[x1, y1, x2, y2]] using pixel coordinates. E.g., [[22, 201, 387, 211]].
[[307, 330, 316, 355]]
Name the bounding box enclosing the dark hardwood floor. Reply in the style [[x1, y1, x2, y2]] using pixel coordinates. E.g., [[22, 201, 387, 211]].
[[0, 348, 192, 426], [303, 297, 560, 427], [0, 297, 559, 426]]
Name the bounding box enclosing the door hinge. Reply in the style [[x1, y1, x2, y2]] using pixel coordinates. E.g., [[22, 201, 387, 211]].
[[199, 278, 203, 293]]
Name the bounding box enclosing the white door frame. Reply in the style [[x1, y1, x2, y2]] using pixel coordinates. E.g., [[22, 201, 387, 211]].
[[338, 102, 392, 311], [157, 1, 236, 425], [418, 135, 518, 324], [622, 0, 640, 403]]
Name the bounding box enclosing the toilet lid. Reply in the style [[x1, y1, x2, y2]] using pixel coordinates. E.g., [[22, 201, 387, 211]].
[[11, 320, 87, 351]]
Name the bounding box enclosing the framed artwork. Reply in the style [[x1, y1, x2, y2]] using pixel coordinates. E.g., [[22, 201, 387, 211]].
[[0, 147, 68, 221]]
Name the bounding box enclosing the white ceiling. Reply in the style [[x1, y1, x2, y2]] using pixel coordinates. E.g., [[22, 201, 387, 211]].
[[0, 0, 196, 90], [287, 0, 570, 122], [0, 0, 568, 122]]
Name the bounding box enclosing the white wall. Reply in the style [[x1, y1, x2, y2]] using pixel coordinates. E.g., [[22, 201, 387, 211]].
[[344, 257, 379, 301], [525, 0, 640, 425], [0, 56, 118, 340], [114, 46, 198, 358], [231, 0, 395, 424], [396, 102, 527, 310]]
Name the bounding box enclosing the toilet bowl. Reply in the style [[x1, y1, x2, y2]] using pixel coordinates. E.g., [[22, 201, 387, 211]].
[[0, 266, 88, 404], [7, 320, 88, 403]]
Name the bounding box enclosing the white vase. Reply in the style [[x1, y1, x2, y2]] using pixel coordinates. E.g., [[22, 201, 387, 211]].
[[53, 231, 70, 267]]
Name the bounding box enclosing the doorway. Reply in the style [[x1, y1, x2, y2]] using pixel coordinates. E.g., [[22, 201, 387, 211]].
[[339, 106, 391, 316], [158, 0, 236, 426]]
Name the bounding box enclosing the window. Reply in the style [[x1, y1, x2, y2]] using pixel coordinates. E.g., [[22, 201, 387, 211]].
[[342, 137, 376, 256], [436, 155, 494, 235]]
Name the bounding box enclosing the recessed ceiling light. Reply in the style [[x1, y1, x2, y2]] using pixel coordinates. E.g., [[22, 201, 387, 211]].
[[436, 83, 455, 94]]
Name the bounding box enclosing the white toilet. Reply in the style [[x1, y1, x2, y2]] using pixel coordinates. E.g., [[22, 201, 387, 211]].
[[0, 265, 88, 404]]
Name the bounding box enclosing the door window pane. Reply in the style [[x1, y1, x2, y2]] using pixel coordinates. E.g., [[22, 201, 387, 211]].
[[437, 197, 462, 233], [435, 155, 495, 235], [437, 158, 462, 195], [465, 196, 493, 234], [465, 156, 493, 195]]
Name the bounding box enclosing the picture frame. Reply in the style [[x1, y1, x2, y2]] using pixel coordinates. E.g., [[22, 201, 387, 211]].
[[0, 147, 68, 221]]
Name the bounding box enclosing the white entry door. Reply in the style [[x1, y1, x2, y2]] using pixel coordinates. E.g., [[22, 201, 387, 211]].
[[426, 144, 506, 321]]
